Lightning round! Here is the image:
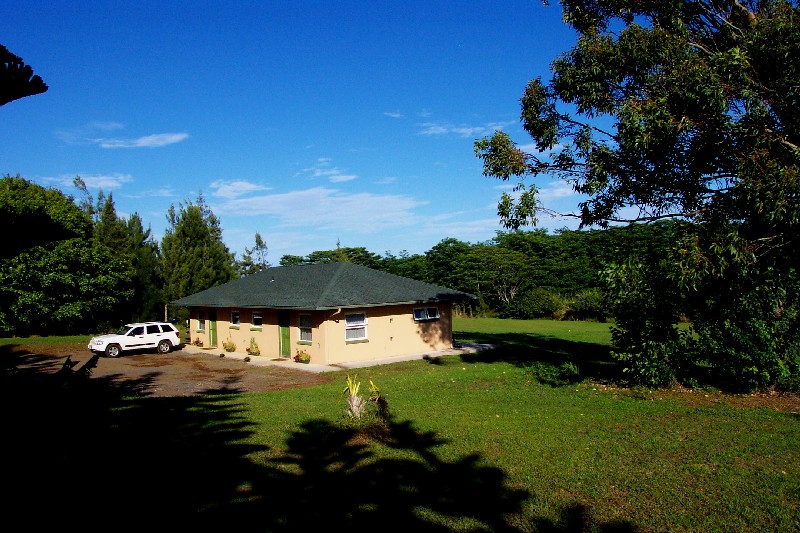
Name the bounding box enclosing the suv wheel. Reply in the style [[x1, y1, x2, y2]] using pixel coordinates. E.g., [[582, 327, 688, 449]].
[[105, 344, 121, 358], [157, 340, 172, 354]]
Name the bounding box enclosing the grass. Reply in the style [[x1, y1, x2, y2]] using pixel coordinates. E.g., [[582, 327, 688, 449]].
[[2, 318, 799, 531]]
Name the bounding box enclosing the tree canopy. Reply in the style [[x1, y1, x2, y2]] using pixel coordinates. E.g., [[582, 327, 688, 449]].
[[475, 1, 800, 390], [1, 44, 48, 106], [160, 195, 237, 305]]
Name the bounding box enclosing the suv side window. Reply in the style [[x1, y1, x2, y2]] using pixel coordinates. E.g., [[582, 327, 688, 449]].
[[146, 325, 160, 334], [129, 326, 144, 336], [160, 324, 175, 333]]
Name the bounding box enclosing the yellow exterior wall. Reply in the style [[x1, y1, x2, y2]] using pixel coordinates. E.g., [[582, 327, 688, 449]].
[[189, 303, 454, 365]]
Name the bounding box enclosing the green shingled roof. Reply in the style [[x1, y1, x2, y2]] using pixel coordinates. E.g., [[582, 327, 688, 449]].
[[172, 262, 475, 310]]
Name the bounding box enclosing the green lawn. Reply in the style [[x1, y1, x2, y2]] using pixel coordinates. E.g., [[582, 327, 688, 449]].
[[2, 318, 798, 531]]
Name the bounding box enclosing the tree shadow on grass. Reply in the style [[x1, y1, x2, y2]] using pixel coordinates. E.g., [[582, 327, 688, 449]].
[[2, 346, 636, 531], [455, 331, 623, 385]]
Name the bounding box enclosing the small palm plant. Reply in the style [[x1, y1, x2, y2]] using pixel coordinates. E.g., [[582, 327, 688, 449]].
[[343, 374, 366, 419]]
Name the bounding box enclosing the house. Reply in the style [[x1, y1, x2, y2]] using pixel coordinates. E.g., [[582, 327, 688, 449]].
[[172, 262, 475, 365]]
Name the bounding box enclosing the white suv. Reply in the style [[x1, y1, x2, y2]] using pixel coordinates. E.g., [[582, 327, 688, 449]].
[[88, 322, 182, 357]]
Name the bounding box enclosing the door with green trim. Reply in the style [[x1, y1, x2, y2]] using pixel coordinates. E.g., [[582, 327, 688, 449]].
[[209, 308, 218, 347], [278, 310, 290, 358]]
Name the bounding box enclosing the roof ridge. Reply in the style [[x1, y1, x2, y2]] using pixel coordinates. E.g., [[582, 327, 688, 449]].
[[313, 261, 347, 308]]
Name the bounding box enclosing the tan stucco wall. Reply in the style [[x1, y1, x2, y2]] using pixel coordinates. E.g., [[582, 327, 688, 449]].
[[188, 303, 454, 365]]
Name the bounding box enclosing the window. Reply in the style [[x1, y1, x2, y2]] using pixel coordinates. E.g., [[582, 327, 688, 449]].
[[413, 307, 440, 321], [129, 326, 144, 336], [231, 310, 240, 327], [299, 314, 312, 343], [198, 310, 206, 331], [252, 311, 262, 328], [160, 324, 176, 333], [345, 312, 368, 341], [146, 324, 160, 334]]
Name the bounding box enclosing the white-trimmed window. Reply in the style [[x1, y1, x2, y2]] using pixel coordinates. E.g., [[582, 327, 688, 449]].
[[345, 312, 368, 341], [413, 307, 440, 322], [231, 310, 240, 327], [198, 310, 206, 331], [252, 311, 262, 328], [299, 314, 312, 343]]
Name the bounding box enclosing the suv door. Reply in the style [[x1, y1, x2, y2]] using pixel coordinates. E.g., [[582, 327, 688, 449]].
[[123, 325, 147, 350], [144, 324, 164, 348]]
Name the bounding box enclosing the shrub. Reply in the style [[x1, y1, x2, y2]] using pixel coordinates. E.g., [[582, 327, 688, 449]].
[[565, 288, 608, 321], [294, 349, 310, 363], [339, 374, 389, 435], [222, 338, 236, 352], [247, 337, 260, 356], [503, 287, 565, 319]]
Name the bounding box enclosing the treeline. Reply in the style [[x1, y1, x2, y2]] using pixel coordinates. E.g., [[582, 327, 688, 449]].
[[279, 226, 669, 322], [3, 174, 653, 336], [1, 175, 240, 335], [6, 175, 797, 394]]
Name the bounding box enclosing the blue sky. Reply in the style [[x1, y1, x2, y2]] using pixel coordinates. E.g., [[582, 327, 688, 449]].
[[3, 1, 581, 262]]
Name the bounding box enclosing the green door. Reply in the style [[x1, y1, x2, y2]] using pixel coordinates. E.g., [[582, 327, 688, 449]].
[[278, 311, 290, 358], [209, 308, 218, 347]]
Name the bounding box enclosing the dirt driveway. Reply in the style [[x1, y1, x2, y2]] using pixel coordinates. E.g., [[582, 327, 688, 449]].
[[4, 344, 335, 398]]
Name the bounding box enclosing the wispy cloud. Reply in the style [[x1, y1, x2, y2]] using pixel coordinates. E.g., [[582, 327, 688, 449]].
[[383, 111, 404, 118], [95, 132, 189, 148], [417, 121, 513, 138], [42, 172, 133, 190], [56, 122, 189, 148], [127, 186, 175, 198], [214, 187, 426, 232], [538, 180, 576, 200], [375, 176, 397, 185], [303, 158, 359, 183], [210, 179, 272, 199]]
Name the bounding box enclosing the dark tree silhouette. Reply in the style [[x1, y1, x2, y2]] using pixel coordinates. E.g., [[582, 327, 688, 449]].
[[1, 44, 48, 106]]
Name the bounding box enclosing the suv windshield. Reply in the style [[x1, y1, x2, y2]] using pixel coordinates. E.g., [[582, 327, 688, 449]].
[[116, 326, 131, 335]]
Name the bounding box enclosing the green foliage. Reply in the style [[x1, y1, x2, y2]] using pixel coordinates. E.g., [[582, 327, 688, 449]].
[[474, 2, 800, 391], [0, 238, 133, 335], [247, 337, 260, 356], [237, 231, 270, 276], [0, 175, 92, 260], [160, 195, 236, 304], [502, 287, 565, 319], [339, 374, 389, 433], [222, 337, 236, 352], [0, 177, 133, 335], [565, 288, 607, 321]]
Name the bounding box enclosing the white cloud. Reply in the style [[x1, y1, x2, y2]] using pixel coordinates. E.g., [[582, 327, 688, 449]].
[[384, 111, 403, 118], [375, 176, 397, 185], [329, 174, 357, 183], [303, 159, 359, 183], [417, 120, 513, 138], [214, 186, 426, 232], [56, 122, 189, 148], [210, 179, 272, 199], [42, 173, 133, 190], [538, 180, 576, 200], [95, 132, 189, 148], [126, 186, 175, 199]]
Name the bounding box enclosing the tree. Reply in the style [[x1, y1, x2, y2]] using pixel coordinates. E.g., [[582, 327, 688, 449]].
[[0, 176, 132, 335], [474, 1, 800, 391], [161, 195, 236, 305], [237, 232, 270, 276], [458, 245, 534, 315], [0, 44, 48, 106]]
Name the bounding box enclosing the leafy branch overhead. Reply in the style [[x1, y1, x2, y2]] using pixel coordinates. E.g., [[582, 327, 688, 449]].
[[0, 44, 48, 106], [475, 0, 800, 238]]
